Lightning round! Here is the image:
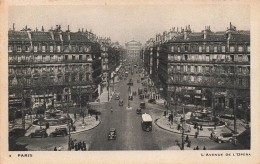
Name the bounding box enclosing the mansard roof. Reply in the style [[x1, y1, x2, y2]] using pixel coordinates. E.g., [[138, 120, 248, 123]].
[[8, 31, 30, 42]]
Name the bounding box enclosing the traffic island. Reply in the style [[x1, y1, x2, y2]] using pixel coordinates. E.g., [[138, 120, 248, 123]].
[[25, 115, 100, 136], [70, 115, 100, 134], [155, 117, 231, 137]]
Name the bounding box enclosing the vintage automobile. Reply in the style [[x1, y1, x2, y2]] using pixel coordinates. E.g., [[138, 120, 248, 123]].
[[213, 132, 234, 143], [9, 128, 26, 138], [148, 99, 156, 104], [139, 94, 145, 100], [136, 108, 142, 114], [114, 93, 120, 100], [127, 79, 133, 86], [119, 99, 124, 106], [49, 128, 68, 137], [30, 129, 48, 138], [128, 95, 133, 100], [140, 102, 146, 109], [107, 128, 117, 140]]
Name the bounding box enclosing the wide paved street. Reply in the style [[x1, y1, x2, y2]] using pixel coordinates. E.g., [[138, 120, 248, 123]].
[[16, 60, 245, 151]]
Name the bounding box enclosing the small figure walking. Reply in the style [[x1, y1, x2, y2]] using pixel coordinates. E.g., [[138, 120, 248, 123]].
[[196, 146, 199, 150], [203, 146, 206, 150], [96, 115, 98, 121], [54, 147, 57, 151]]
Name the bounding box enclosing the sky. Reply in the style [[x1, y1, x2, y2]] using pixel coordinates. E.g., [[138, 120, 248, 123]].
[[8, 5, 250, 45]]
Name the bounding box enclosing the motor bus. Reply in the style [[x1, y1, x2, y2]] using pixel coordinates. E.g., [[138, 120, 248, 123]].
[[141, 113, 152, 131]]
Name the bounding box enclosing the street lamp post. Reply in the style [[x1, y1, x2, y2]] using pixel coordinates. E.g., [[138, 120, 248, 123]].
[[67, 106, 71, 151], [181, 103, 185, 150]]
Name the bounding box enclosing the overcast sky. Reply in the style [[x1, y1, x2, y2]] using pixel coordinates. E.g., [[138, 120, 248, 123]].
[[8, 5, 250, 45]]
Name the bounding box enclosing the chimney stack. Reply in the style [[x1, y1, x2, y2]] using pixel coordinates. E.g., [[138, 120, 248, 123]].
[[36, 27, 38, 32], [68, 25, 70, 32], [13, 23, 15, 31], [42, 26, 44, 32], [82, 28, 84, 32]]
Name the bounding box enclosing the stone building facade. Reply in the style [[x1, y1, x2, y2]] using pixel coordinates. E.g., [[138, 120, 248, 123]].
[[143, 23, 250, 113], [8, 25, 103, 110], [125, 40, 142, 57]]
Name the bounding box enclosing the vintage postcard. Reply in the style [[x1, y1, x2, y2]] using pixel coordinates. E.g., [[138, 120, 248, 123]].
[[0, 0, 260, 163]]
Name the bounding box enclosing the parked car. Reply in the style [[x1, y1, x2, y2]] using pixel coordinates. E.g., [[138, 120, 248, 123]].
[[148, 99, 156, 104], [9, 128, 26, 138], [49, 128, 68, 137], [30, 129, 48, 138], [213, 132, 233, 143], [136, 108, 142, 114], [107, 128, 117, 140], [128, 79, 133, 86]]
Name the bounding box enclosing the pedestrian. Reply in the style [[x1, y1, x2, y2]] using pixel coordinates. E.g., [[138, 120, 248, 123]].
[[210, 132, 213, 139], [196, 146, 199, 150], [177, 124, 181, 131], [187, 140, 191, 148], [195, 131, 198, 138], [193, 147, 196, 150], [54, 147, 57, 151], [185, 135, 189, 143], [58, 146, 62, 151], [71, 140, 74, 149], [82, 141, 86, 151], [193, 123, 197, 129], [96, 115, 98, 121], [74, 112, 77, 120], [78, 141, 82, 150], [200, 125, 203, 131], [203, 146, 206, 150], [75, 143, 78, 151]]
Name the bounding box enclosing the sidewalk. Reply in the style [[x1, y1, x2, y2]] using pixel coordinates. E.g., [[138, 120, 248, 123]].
[[99, 90, 115, 103], [155, 116, 247, 138]]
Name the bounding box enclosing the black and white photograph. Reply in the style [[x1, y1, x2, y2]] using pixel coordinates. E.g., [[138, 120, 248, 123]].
[[1, 1, 260, 164]]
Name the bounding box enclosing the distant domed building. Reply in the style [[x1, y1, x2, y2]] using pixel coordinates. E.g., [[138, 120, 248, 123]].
[[125, 40, 142, 57]]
